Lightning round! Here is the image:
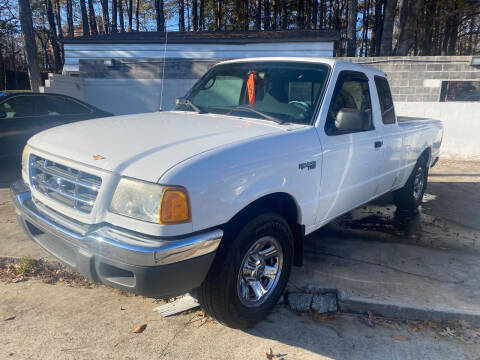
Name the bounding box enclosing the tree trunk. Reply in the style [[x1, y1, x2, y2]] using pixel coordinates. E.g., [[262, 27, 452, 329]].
[[419, 0, 434, 55], [136, 0, 140, 31], [54, 0, 63, 38], [370, 0, 384, 56], [112, 0, 118, 33], [379, 0, 396, 56], [79, 0, 90, 36], [216, 0, 222, 30], [192, 0, 198, 31], [45, 0, 63, 71], [119, 0, 125, 32], [19, 0, 41, 91], [312, 0, 318, 29], [100, 0, 110, 34], [256, 0, 262, 30], [280, 0, 287, 29], [264, 0, 271, 30], [179, 0, 185, 31], [395, 0, 424, 55], [199, 0, 205, 30], [155, 0, 165, 32], [87, 0, 98, 35], [447, 2, 459, 55], [297, 0, 305, 29], [346, 0, 357, 56], [128, 0, 133, 31], [66, 0, 74, 37]]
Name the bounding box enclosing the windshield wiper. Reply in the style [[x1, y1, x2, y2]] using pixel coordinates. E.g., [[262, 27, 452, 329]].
[[176, 99, 203, 113], [228, 105, 285, 125]]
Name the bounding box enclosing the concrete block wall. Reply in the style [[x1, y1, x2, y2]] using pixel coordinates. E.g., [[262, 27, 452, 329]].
[[337, 56, 479, 102]]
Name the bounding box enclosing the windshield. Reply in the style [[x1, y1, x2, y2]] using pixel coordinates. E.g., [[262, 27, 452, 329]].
[[177, 61, 330, 125]]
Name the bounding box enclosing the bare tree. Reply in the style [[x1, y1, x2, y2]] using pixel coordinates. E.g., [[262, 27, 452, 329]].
[[112, 0, 118, 33], [394, 0, 424, 55], [45, 0, 63, 70], [312, 0, 318, 29], [155, 0, 165, 31], [215, 0, 222, 30], [264, 0, 272, 29], [136, 0, 140, 31], [346, 0, 357, 56], [280, 0, 287, 29], [256, 0, 262, 29], [79, 0, 90, 36], [18, 0, 41, 91], [100, 0, 110, 34], [296, 0, 305, 29], [119, 0, 125, 32], [87, 0, 98, 35], [379, 0, 396, 55], [199, 0, 205, 30], [178, 0, 185, 31], [66, 0, 74, 37], [192, 0, 198, 30], [54, 0, 63, 39], [128, 0, 133, 31]]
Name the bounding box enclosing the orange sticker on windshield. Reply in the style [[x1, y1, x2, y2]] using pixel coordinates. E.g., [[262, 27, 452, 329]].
[[247, 71, 256, 105]]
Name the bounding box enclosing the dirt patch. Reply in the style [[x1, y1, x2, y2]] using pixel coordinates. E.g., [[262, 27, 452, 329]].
[[0, 257, 94, 287]]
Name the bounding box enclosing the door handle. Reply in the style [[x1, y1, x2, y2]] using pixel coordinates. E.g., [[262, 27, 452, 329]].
[[374, 141, 383, 148]]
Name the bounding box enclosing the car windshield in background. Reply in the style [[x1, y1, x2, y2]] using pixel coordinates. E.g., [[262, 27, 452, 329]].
[[178, 62, 330, 125]]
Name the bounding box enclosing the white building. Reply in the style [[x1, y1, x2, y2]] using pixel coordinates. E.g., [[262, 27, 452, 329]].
[[43, 30, 338, 115]]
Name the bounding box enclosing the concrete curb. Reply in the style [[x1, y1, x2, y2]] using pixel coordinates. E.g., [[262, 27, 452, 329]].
[[286, 288, 480, 327]]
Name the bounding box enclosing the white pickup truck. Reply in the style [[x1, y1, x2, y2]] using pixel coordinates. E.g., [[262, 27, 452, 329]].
[[12, 58, 443, 328]]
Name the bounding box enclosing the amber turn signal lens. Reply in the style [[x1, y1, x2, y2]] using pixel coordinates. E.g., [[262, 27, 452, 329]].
[[159, 187, 191, 224]]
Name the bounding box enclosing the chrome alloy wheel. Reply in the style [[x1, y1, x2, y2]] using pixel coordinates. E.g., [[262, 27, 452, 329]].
[[413, 168, 425, 201], [237, 236, 283, 308]]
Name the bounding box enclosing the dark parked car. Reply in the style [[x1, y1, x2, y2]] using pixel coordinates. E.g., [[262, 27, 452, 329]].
[[0, 92, 112, 161]]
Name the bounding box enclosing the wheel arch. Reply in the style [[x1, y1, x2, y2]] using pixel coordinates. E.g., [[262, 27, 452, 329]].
[[222, 192, 305, 267]]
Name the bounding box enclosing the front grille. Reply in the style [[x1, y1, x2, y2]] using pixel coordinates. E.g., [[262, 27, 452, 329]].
[[29, 155, 102, 214]]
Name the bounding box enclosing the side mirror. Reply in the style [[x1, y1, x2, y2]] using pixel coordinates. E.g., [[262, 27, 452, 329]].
[[335, 108, 371, 132], [0, 111, 6, 119]]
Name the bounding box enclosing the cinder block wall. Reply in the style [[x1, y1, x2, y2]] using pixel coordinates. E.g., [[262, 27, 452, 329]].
[[337, 56, 479, 102]]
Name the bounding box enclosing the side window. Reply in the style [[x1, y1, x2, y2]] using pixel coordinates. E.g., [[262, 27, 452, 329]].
[[192, 75, 243, 108], [43, 96, 92, 115], [0, 96, 39, 118], [374, 76, 396, 124], [325, 71, 373, 135]]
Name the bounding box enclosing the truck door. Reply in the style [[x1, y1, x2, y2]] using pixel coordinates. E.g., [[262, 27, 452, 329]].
[[372, 76, 403, 195], [315, 70, 384, 223]]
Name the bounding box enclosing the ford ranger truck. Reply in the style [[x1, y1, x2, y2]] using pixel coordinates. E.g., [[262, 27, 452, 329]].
[[12, 58, 443, 328]]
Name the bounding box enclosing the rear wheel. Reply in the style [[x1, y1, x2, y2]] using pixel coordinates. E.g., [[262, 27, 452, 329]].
[[392, 156, 428, 211], [198, 211, 294, 329]]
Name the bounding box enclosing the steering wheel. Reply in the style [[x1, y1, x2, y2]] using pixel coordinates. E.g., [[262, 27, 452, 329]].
[[288, 101, 310, 113]]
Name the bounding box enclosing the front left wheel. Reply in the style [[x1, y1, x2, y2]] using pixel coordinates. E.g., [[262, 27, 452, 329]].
[[198, 211, 294, 329]]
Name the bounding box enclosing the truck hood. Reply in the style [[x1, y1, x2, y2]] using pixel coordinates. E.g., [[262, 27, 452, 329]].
[[28, 111, 288, 183]]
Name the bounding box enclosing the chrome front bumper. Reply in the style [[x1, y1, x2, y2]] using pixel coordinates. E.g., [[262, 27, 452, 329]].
[[11, 179, 222, 298]]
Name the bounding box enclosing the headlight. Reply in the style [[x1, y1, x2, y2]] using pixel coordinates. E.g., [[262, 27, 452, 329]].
[[110, 178, 191, 224]]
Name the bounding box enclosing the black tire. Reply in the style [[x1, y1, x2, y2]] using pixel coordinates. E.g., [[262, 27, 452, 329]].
[[392, 156, 428, 211], [198, 211, 294, 329]]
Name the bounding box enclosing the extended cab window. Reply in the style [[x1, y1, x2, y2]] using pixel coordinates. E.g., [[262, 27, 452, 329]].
[[182, 61, 330, 125], [325, 71, 373, 135], [374, 76, 396, 124]]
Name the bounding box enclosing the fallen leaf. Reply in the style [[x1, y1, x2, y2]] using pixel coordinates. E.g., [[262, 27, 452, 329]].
[[3, 316, 15, 321], [392, 334, 408, 341], [133, 324, 147, 333]]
